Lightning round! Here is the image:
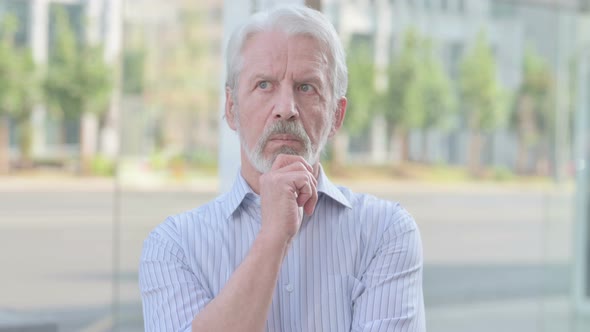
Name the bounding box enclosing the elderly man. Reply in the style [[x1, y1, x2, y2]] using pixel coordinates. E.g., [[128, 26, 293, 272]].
[[140, 5, 425, 332]]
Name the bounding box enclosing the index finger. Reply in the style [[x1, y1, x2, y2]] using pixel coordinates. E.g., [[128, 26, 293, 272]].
[[271, 154, 313, 173]]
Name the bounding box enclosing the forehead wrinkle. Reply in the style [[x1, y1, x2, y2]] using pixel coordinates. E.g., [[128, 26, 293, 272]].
[[240, 32, 331, 97], [289, 37, 328, 76], [240, 33, 287, 80]]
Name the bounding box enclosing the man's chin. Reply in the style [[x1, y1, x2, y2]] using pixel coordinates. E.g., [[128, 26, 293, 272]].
[[267, 148, 316, 166], [265, 146, 308, 163], [273, 146, 301, 157]]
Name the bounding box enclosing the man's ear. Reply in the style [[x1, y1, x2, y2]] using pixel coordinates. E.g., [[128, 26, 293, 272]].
[[225, 87, 238, 131], [329, 97, 347, 138]]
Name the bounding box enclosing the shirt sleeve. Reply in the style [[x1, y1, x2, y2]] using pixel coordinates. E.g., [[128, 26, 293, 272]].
[[351, 209, 426, 332], [139, 224, 211, 332]]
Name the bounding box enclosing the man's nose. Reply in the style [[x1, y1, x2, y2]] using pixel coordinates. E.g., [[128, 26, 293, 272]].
[[272, 87, 298, 120]]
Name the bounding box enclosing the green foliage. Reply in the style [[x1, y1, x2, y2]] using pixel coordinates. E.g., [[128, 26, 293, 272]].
[[123, 48, 146, 95], [44, 6, 112, 120], [91, 154, 115, 176], [406, 40, 456, 130], [149, 149, 217, 175], [345, 40, 376, 135], [185, 149, 216, 168], [567, 52, 581, 145], [384, 28, 422, 128], [510, 47, 554, 141], [43, 7, 77, 119], [459, 31, 506, 132], [0, 14, 39, 119], [144, 6, 212, 113], [149, 151, 168, 171], [492, 166, 515, 181], [383, 28, 455, 131], [41, 5, 113, 174], [141, 5, 219, 166], [0, 13, 39, 167]]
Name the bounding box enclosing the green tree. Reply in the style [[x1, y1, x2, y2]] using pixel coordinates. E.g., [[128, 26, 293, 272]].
[[0, 14, 39, 172], [405, 39, 455, 162], [143, 3, 218, 160], [346, 41, 375, 135], [331, 39, 376, 169], [383, 28, 455, 164], [383, 28, 423, 163], [44, 7, 112, 174], [511, 47, 554, 174], [459, 31, 506, 175], [122, 48, 145, 95]]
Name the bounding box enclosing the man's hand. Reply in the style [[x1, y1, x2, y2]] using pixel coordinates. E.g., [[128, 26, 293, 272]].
[[259, 154, 318, 245], [191, 154, 318, 332]]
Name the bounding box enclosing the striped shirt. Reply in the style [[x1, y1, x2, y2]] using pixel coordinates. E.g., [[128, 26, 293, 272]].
[[139, 167, 425, 332]]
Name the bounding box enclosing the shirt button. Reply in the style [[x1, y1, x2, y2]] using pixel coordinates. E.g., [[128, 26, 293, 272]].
[[285, 284, 294, 292]]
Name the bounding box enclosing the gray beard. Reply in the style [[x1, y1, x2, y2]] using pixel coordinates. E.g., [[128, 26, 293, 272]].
[[240, 120, 315, 173]]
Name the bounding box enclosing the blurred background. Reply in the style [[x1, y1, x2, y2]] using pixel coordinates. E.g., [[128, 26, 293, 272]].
[[0, 0, 589, 331]]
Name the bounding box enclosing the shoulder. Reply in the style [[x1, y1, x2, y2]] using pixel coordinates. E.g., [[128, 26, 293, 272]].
[[143, 195, 228, 253], [338, 185, 419, 235], [332, 185, 423, 271]]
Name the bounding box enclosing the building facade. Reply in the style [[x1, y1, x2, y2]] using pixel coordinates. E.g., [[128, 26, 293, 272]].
[[322, 0, 582, 172]]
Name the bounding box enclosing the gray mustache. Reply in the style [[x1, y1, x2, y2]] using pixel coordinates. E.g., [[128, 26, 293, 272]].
[[261, 121, 309, 146]]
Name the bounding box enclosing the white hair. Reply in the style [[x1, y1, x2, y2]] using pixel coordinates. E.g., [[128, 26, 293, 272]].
[[225, 5, 348, 107]]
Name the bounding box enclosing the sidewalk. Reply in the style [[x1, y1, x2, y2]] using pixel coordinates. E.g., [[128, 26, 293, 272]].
[[0, 171, 218, 193], [0, 170, 573, 195], [0, 170, 582, 332]]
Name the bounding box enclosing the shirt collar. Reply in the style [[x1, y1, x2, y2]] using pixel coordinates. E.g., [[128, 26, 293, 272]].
[[316, 164, 352, 209], [219, 170, 256, 221], [220, 164, 352, 221]]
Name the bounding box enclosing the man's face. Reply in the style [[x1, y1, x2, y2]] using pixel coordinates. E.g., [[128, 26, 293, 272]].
[[226, 31, 345, 173]]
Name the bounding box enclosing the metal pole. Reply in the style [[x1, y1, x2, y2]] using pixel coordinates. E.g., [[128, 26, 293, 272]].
[[553, 8, 569, 183], [573, 37, 590, 315], [109, 0, 124, 329]]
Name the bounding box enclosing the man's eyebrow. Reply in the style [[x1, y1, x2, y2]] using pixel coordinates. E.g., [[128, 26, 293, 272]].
[[296, 74, 325, 86], [247, 73, 274, 83]]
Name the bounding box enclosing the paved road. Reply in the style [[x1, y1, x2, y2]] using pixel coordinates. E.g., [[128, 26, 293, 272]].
[[0, 181, 584, 331]]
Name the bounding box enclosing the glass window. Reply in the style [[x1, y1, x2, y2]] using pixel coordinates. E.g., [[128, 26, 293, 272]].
[[48, 3, 84, 54], [0, 0, 30, 46], [2, 0, 589, 331], [448, 41, 463, 79], [490, 1, 518, 18], [457, 0, 465, 13]]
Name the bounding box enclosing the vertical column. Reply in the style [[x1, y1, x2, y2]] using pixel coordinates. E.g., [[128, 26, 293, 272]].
[[30, 0, 48, 158], [100, 0, 122, 159], [30, 0, 48, 64], [553, 9, 571, 183], [372, 0, 391, 164], [80, 0, 103, 161], [104, 0, 122, 64], [574, 37, 590, 314], [85, 0, 102, 45], [218, 0, 304, 192]]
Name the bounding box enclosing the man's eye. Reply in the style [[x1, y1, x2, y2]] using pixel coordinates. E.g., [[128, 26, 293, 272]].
[[299, 84, 314, 92], [258, 81, 270, 89]]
